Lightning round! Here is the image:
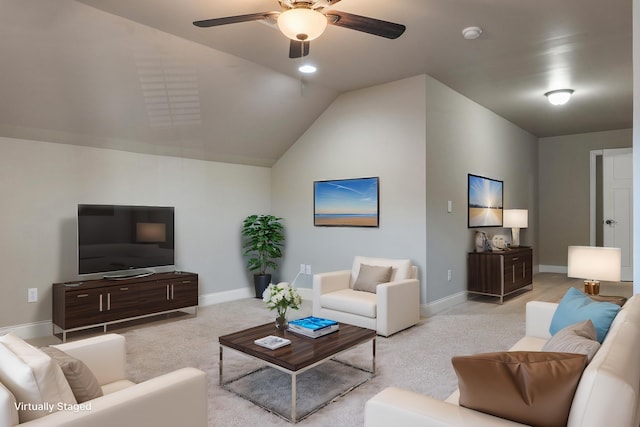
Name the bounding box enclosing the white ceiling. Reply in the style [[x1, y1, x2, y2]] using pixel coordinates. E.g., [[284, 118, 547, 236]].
[[0, 0, 632, 166]]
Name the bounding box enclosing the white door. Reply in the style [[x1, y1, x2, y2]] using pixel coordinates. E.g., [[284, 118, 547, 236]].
[[603, 148, 633, 281]]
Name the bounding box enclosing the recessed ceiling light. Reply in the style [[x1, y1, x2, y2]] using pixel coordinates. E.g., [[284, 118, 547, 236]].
[[545, 89, 574, 105], [298, 64, 317, 74], [462, 26, 483, 40]]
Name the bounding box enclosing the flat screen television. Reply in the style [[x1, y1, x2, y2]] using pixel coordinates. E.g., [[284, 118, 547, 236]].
[[78, 204, 175, 277]]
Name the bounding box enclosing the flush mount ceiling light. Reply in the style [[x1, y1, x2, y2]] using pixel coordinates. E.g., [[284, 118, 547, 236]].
[[545, 89, 574, 105], [298, 64, 317, 74], [277, 7, 328, 41], [462, 26, 483, 40]]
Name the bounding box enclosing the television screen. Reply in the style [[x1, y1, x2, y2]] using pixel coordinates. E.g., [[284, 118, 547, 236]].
[[78, 204, 175, 275]]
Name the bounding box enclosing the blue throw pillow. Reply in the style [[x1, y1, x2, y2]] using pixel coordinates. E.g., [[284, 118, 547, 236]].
[[549, 287, 620, 343]]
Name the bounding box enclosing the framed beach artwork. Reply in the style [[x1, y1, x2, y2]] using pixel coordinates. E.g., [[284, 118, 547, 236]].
[[468, 174, 503, 228], [314, 177, 379, 227]]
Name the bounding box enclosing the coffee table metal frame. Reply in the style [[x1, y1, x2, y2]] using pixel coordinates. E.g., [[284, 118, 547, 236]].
[[219, 323, 376, 423]]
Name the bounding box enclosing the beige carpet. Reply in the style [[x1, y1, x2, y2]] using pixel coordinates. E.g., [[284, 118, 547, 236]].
[[63, 273, 634, 426]]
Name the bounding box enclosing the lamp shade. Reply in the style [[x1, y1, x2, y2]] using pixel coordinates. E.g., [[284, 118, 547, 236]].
[[277, 8, 327, 41], [503, 209, 528, 228], [567, 246, 621, 282]]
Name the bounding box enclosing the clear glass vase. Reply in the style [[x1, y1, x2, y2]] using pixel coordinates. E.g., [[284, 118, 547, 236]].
[[275, 315, 288, 330]]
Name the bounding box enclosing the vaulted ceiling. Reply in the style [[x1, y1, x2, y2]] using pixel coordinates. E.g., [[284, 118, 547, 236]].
[[0, 0, 632, 166]]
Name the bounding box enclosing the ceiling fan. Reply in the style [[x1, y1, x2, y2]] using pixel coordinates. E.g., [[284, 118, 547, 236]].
[[193, 0, 406, 59]]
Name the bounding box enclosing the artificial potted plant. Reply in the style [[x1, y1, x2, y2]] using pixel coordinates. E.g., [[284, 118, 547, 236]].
[[241, 214, 285, 298]]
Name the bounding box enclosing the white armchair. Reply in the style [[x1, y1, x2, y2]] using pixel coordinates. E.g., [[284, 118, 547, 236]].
[[313, 256, 420, 337]]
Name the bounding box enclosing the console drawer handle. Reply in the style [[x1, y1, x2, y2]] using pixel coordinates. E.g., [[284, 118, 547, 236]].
[[120, 287, 129, 291], [76, 294, 89, 298]]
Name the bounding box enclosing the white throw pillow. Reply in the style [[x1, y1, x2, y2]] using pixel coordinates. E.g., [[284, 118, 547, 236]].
[[351, 256, 411, 285], [0, 334, 76, 422]]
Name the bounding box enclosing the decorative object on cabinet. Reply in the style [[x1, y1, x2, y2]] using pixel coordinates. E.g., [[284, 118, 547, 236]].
[[52, 272, 198, 341], [567, 246, 621, 295], [468, 247, 532, 303], [474, 231, 489, 252], [241, 214, 285, 298], [491, 234, 509, 250], [503, 209, 528, 247], [314, 177, 379, 227], [468, 174, 503, 228]]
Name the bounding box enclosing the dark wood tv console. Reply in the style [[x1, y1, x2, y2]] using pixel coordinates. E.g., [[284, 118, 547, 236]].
[[52, 271, 198, 341]]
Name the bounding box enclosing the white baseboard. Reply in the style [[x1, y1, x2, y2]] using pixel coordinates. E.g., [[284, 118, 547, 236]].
[[420, 291, 468, 317], [198, 287, 255, 306], [539, 265, 567, 274], [0, 321, 52, 340], [198, 286, 313, 307]]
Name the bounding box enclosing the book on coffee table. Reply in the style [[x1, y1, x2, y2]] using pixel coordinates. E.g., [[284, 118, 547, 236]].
[[288, 316, 338, 332], [288, 323, 339, 338], [254, 335, 291, 350]]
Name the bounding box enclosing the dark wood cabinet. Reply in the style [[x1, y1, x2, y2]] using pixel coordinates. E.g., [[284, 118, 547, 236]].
[[53, 272, 198, 341], [467, 247, 533, 303]]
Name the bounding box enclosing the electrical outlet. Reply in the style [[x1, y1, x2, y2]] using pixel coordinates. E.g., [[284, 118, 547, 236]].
[[300, 264, 306, 274], [28, 288, 38, 303], [447, 270, 452, 281], [305, 264, 311, 275]]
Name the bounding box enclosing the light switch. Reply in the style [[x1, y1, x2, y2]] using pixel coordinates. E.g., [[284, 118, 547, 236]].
[[447, 200, 453, 213]]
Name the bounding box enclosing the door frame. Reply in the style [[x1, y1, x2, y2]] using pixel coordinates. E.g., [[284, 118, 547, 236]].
[[589, 148, 633, 244]]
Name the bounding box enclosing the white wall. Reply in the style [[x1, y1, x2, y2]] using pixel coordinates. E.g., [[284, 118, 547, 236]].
[[271, 75, 427, 295], [272, 74, 539, 308], [538, 129, 632, 269], [0, 137, 270, 329], [424, 77, 538, 303]]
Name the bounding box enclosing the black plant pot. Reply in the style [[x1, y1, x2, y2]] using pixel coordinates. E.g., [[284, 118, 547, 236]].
[[253, 274, 271, 298]]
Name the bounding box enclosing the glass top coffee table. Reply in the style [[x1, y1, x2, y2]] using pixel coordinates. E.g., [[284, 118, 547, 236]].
[[219, 322, 376, 422]]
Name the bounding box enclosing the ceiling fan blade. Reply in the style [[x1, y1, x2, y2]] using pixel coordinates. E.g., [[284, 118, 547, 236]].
[[326, 11, 405, 39], [193, 12, 278, 28], [289, 40, 310, 59]]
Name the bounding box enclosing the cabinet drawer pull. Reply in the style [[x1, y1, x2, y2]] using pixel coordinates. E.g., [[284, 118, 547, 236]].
[[166, 284, 170, 301], [171, 284, 175, 300], [99, 294, 103, 312], [120, 287, 129, 291], [107, 293, 111, 311], [512, 257, 519, 261], [76, 294, 89, 298], [182, 280, 191, 284]]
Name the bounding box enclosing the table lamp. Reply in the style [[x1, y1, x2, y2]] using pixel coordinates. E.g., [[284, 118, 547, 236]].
[[503, 209, 528, 247], [567, 246, 621, 295]]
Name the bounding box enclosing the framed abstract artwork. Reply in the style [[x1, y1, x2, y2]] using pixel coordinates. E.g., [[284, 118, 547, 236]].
[[314, 177, 379, 227], [468, 174, 503, 228]]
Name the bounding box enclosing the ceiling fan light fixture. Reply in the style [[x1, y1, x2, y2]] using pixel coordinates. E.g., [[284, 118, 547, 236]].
[[545, 89, 574, 105], [299, 64, 317, 73], [277, 7, 327, 41]]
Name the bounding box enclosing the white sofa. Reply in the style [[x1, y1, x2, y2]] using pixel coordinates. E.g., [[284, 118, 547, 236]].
[[313, 256, 420, 337], [365, 294, 640, 427], [0, 334, 208, 427]]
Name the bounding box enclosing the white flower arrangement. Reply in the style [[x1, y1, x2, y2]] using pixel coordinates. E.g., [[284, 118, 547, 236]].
[[262, 282, 302, 319]]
